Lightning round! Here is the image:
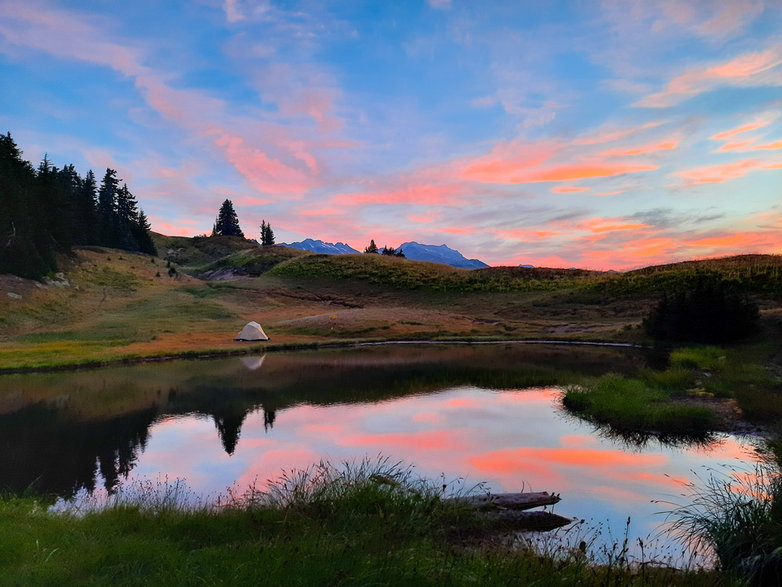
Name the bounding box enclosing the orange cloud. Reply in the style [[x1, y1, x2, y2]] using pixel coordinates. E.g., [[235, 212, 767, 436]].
[[550, 186, 589, 193], [715, 140, 753, 152], [575, 218, 651, 234], [711, 112, 779, 140], [753, 140, 782, 151], [527, 163, 658, 183], [599, 139, 679, 158]]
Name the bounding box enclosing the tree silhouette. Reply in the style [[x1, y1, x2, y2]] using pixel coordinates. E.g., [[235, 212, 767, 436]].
[[260, 219, 275, 246], [364, 239, 378, 254], [212, 199, 244, 237]]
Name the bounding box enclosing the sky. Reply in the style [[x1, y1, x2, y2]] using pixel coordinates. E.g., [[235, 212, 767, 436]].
[[1, 0, 781, 270]]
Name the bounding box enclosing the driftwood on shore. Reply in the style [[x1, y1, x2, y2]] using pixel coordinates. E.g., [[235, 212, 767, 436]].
[[445, 491, 571, 532], [446, 491, 561, 511]]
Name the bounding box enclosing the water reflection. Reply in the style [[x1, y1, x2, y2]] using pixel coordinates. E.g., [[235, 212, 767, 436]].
[[0, 343, 763, 562], [0, 344, 646, 497]]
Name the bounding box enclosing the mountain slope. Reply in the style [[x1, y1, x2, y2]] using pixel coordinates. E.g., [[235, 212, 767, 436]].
[[282, 239, 360, 255], [397, 242, 489, 269]]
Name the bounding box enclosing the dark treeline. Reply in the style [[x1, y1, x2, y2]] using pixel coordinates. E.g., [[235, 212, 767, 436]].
[[0, 132, 157, 279]]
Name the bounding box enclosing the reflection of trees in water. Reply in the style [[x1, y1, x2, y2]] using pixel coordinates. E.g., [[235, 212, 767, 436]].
[[0, 399, 279, 496], [0, 406, 155, 498], [0, 345, 652, 499]]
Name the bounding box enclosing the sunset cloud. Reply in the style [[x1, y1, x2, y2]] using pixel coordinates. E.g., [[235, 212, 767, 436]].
[[673, 158, 767, 185], [2, 0, 780, 269], [636, 47, 782, 108]]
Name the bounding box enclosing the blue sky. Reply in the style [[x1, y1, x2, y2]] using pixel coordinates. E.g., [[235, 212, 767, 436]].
[[1, 0, 780, 268]]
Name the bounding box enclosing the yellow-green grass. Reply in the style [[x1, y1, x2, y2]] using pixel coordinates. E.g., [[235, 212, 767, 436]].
[[1, 247, 781, 373]]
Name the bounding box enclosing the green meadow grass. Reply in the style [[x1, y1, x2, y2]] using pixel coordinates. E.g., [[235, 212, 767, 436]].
[[562, 373, 717, 439], [0, 459, 724, 586]]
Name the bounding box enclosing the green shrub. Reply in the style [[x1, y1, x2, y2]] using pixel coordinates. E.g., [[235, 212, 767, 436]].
[[643, 277, 759, 343]]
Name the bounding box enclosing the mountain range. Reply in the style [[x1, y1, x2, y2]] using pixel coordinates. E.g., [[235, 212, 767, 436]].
[[281, 238, 360, 255], [282, 239, 489, 269]]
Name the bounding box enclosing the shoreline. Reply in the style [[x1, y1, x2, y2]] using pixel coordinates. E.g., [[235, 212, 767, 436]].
[[0, 336, 650, 375]]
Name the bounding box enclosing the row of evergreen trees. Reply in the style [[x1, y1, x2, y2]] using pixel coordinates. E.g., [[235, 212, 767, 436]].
[[0, 133, 156, 279], [364, 239, 405, 257]]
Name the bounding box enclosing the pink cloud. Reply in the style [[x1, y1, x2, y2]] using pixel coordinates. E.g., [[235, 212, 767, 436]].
[[331, 181, 465, 206], [0, 3, 146, 77], [572, 121, 664, 146], [458, 138, 659, 184], [673, 158, 766, 184], [213, 133, 321, 194], [636, 47, 782, 108], [598, 139, 679, 158], [711, 111, 780, 140]]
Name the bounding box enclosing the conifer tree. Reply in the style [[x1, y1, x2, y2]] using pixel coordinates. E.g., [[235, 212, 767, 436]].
[[363, 239, 379, 254], [115, 183, 139, 250], [211, 199, 244, 237], [260, 220, 275, 246], [97, 168, 119, 246], [73, 170, 98, 245], [0, 133, 52, 278], [133, 209, 158, 255]]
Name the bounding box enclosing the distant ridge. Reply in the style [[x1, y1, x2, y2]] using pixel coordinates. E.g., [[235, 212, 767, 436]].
[[398, 242, 489, 269], [282, 238, 360, 255]]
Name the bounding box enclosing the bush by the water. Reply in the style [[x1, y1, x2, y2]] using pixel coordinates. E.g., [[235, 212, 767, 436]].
[[643, 277, 759, 343]]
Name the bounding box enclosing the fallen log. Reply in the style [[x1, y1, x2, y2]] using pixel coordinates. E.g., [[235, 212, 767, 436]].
[[446, 491, 561, 511], [486, 510, 573, 532]]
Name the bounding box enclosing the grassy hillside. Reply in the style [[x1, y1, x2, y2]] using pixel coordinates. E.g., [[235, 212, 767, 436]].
[[1, 241, 781, 372], [194, 244, 308, 278], [269, 253, 603, 292], [151, 233, 262, 267], [595, 254, 782, 297]]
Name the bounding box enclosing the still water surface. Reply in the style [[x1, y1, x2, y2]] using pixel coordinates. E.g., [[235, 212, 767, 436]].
[[0, 344, 763, 564]]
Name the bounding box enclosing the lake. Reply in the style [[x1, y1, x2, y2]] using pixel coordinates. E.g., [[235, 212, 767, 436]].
[[0, 343, 763, 565]]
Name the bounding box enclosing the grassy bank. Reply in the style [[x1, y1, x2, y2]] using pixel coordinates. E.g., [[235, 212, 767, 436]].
[[562, 344, 782, 441], [1, 460, 724, 586]]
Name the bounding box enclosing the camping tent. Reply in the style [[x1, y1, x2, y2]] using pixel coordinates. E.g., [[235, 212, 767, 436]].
[[235, 321, 269, 341]]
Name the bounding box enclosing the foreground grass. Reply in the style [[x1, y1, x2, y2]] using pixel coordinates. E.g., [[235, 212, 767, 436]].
[[665, 465, 782, 586], [1, 460, 724, 586]]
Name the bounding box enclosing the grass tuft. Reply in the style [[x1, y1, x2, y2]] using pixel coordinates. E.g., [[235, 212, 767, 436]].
[[663, 465, 782, 585]]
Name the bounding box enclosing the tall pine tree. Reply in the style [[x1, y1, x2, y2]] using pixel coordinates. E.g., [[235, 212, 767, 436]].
[[0, 133, 53, 278], [212, 199, 244, 237], [73, 170, 97, 245], [133, 209, 157, 255], [97, 168, 119, 246]]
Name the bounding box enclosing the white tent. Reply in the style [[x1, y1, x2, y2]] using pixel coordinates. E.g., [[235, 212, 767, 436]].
[[235, 321, 269, 341]]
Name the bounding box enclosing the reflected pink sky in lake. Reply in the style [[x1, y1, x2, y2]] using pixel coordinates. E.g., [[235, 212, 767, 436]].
[[129, 384, 760, 562]]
